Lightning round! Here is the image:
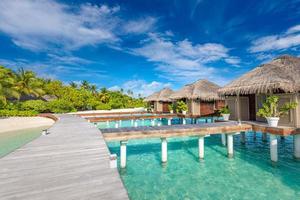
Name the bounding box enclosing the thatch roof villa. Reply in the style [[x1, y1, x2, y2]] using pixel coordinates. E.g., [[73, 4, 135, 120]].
[[170, 79, 224, 116], [144, 88, 174, 113], [219, 55, 300, 127]]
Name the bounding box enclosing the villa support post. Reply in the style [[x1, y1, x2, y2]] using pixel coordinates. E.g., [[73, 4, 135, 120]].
[[294, 134, 300, 159], [115, 122, 119, 128], [134, 120, 138, 127], [270, 134, 278, 162], [227, 134, 234, 158], [198, 136, 205, 159], [221, 134, 226, 146], [151, 119, 155, 126], [262, 133, 267, 142], [131, 119, 134, 126], [119, 120, 122, 126], [236, 94, 241, 124], [240, 132, 246, 144], [106, 120, 109, 127], [183, 118, 186, 125], [168, 118, 172, 126], [120, 140, 128, 168], [161, 138, 168, 163]]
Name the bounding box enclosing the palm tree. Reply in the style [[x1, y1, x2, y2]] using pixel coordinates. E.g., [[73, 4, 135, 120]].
[[69, 81, 78, 89], [0, 66, 19, 105], [15, 68, 44, 97], [90, 85, 97, 94], [80, 80, 90, 90]]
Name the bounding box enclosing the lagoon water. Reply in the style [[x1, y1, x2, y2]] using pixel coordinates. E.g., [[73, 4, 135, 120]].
[[107, 132, 300, 200]]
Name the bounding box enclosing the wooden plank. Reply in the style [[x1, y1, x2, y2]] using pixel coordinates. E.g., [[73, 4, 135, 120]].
[[0, 115, 129, 200]]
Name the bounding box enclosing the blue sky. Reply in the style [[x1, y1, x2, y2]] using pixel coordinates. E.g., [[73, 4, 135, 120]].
[[1, 0, 300, 96]]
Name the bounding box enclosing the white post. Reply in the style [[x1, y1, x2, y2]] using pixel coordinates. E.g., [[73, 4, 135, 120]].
[[131, 119, 134, 126], [240, 132, 246, 144], [115, 122, 119, 128], [227, 134, 234, 158], [294, 134, 300, 159], [236, 94, 241, 124], [262, 133, 267, 142], [120, 141, 127, 168], [270, 134, 278, 162], [119, 120, 122, 126], [134, 120, 138, 127], [198, 136, 204, 159], [221, 134, 226, 146], [151, 119, 155, 126], [161, 138, 167, 163], [183, 118, 186, 125], [168, 118, 172, 126], [106, 120, 109, 127], [110, 154, 117, 169]]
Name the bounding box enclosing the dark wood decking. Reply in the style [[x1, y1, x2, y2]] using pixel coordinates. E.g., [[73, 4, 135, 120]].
[[101, 122, 252, 141], [0, 115, 129, 200]]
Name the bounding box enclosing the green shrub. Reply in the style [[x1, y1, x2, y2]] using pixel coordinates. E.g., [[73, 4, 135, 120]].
[[47, 99, 76, 113], [219, 105, 230, 114], [176, 100, 188, 113], [96, 103, 111, 110], [21, 100, 47, 112], [0, 109, 38, 117]]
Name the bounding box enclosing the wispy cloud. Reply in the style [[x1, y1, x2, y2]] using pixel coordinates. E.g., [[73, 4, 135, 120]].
[[109, 79, 171, 97], [130, 33, 238, 85], [123, 17, 157, 34], [249, 24, 300, 53]]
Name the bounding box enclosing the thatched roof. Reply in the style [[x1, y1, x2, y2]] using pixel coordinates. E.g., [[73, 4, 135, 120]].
[[219, 55, 300, 95], [170, 79, 222, 101], [144, 88, 174, 102]]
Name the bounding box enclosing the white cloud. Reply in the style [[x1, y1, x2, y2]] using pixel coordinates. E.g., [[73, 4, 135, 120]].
[[131, 33, 238, 84], [224, 56, 241, 66], [109, 80, 172, 97], [123, 17, 157, 34], [0, 0, 156, 52], [249, 24, 300, 53]]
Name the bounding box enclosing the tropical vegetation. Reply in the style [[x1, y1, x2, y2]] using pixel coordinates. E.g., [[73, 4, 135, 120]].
[[219, 105, 230, 114], [257, 95, 298, 118], [0, 65, 145, 116], [176, 100, 188, 113]]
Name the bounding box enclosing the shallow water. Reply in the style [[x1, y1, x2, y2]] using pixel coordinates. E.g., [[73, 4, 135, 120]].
[[0, 127, 46, 158], [107, 132, 300, 200]]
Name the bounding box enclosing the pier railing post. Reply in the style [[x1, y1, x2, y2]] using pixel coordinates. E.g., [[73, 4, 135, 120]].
[[161, 138, 167, 163], [182, 118, 186, 125], [270, 134, 278, 162], [168, 118, 172, 126], [294, 134, 300, 159], [134, 120, 138, 127], [120, 140, 128, 168], [227, 134, 234, 158], [198, 136, 204, 159]]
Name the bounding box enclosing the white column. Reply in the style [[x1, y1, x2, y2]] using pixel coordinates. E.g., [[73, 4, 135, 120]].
[[115, 122, 119, 128], [110, 154, 117, 169], [151, 119, 155, 126], [131, 119, 134, 126], [168, 118, 172, 125], [236, 95, 241, 124], [119, 120, 122, 126], [240, 132, 246, 144], [221, 134, 226, 146], [227, 134, 234, 158], [106, 120, 109, 127], [262, 133, 267, 142], [294, 134, 300, 159], [198, 136, 204, 159], [161, 138, 167, 163], [183, 118, 186, 125], [120, 141, 127, 168], [134, 120, 138, 127], [270, 134, 278, 162]]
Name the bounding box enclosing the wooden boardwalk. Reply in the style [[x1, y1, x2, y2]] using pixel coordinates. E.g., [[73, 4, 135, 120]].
[[0, 115, 129, 200], [102, 121, 252, 141]]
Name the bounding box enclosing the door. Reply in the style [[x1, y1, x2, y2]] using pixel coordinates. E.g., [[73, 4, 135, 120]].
[[200, 101, 215, 116], [249, 94, 256, 121], [162, 102, 170, 113]]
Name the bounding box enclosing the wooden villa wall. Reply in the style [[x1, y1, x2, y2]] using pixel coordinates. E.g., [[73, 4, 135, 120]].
[[154, 101, 163, 112], [162, 102, 171, 113]]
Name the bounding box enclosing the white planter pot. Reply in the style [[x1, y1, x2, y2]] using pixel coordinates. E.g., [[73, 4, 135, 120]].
[[266, 117, 280, 127], [170, 110, 174, 114], [222, 114, 230, 121], [182, 111, 187, 115]]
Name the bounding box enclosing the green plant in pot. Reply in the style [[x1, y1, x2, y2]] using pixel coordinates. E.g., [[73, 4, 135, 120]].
[[176, 100, 188, 115], [257, 95, 298, 127], [219, 105, 231, 121], [168, 103, 176, 114]]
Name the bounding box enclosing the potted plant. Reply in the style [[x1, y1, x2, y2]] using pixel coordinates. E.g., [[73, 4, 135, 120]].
[[257, 95, 298, 127], [219, 105, 230, 121], [168, 103, 176, 114], [176, 100, 188, 115]]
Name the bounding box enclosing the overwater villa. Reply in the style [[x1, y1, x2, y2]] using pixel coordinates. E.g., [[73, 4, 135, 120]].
[[144, 88, 174, 113], [219, 55, 300, 127], [170, 79, 225, 116]]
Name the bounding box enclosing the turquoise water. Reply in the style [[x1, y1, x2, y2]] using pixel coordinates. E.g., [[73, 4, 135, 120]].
[[107, 132, 300, 200], [96, 117, 221, 129], [0, 127, 46, 158]]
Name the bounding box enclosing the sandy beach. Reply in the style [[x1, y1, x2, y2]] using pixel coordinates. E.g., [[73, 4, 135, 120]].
[[0, 117, 55, 133]]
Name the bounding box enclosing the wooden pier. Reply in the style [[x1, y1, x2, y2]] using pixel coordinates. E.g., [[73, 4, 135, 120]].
[[86, 113, 177, 122], [0, 115, 129, 200]]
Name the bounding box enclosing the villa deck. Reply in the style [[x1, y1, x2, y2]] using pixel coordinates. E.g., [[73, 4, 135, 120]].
[[87, 113, 177, 122], [0, 115, 129, 200], [101, 121, 252, 141]]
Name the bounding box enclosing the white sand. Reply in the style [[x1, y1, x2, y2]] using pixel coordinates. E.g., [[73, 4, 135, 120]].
[[0, 117, 55, 133], [71, 107, 146, 114]]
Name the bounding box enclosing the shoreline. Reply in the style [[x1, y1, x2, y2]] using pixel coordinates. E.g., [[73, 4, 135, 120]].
[[0, 117, 55, 133]]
